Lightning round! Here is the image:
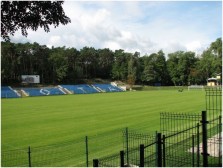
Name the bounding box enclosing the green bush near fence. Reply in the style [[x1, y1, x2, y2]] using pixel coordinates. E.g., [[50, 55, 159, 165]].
[[1, 89, 206, 166]]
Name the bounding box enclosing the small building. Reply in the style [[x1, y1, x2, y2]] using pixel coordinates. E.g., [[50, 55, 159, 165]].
[[207, 78, 217, 86]]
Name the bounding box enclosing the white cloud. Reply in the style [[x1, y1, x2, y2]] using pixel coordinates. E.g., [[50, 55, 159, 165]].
[[103, 41, 121, 51], [8, 1, 221, 57], [163, 42, 187, 54], [186, 41, 201, 51], [49, 36, 61, 46], [10, 34, 30, 44]]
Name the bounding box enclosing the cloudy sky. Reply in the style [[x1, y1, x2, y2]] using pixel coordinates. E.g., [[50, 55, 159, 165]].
[[10, 0, 222, 56]]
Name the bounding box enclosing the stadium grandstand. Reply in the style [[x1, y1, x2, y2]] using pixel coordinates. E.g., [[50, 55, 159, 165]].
[[1, 84, 124, 98]]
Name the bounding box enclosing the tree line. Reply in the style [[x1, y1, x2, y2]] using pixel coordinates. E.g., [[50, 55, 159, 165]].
[[1, 38, 222, 86]]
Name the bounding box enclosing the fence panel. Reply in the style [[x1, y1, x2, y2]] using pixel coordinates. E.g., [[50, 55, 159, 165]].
[[206, 116, 222, 166], [123, 128, 156, 166], [31, 138, 86, 167], [92, 128, 150, 167], [97, 152, 121, 167], [88, 128, 124, 166], [160, 112, 202, 167], [164, 126, 202, 167], [1, 148, 28, 167], [205, 87, 222, 120], [144, 140, 157, 167], [205, 87, 222, 166]]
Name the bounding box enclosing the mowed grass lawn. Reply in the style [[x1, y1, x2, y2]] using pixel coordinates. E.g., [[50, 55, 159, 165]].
[[2, 90, 205, 151]]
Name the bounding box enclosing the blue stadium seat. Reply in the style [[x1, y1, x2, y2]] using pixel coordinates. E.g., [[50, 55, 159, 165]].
[[92, 84, 123, 92], [23, 88, 44, 96], [23, 87, 65, 97], [1, 84, 123, 98], [44, 88, 66, 96], [60, 84, 99, 94], [1, 86, 20, 98]]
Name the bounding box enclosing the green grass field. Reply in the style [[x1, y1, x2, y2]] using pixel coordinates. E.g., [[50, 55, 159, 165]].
[[1, 90, 206, 166], [2, 90, 205, 150]]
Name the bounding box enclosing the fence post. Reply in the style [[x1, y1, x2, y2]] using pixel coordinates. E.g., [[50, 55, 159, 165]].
[[196, 123, 200, 167], [201, 111, 209, 167], [28, 146, 31, 167], [157, 133, 162, 167], [140, 144, 144, 167], [218, 115, 222, 166], [85, 136, 89, 167], [93, 159, 99, 167], [192, 135, 195, 167], [162, 135, 166, 167], [120, 150, 124, 167], [125, 127, 129, 166]]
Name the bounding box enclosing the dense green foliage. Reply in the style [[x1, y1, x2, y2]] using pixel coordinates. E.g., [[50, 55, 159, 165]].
[[2, 90, 205, 150], [1, 38, 221, 85], [1, 1, 71, 41]]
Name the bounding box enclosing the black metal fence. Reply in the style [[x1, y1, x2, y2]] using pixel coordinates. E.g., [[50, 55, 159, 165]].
[[205, 87, 222, 166], [2, 138, 87, 167], [93, 111, 221, 167], [160, 112, 202, 167], [2, 129, 124, 167], [93, 87, 222, 167]]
